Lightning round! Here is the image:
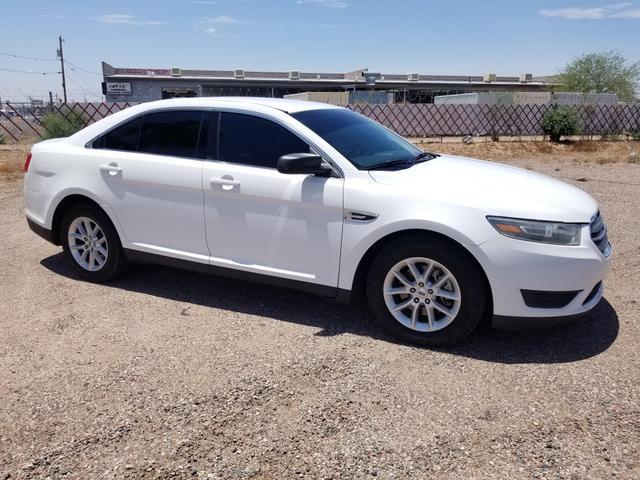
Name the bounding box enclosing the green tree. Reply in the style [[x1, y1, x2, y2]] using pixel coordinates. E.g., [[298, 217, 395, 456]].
[[558, 50, 639, 103], [541, 105, 581, 142], [40, 111, 85, 140]]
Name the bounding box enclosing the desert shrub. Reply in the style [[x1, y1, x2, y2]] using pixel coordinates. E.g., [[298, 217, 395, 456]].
[[541, 106, 581, 142], [40, 111, 85, 140]]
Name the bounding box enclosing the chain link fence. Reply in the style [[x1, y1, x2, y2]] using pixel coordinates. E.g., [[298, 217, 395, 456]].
[[2, 101, 639, 144]]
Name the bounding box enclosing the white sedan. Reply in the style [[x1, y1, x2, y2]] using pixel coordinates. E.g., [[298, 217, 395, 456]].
[[23, 98, 611, 345]]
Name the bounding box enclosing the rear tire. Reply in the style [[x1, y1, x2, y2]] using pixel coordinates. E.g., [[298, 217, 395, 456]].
[[366, 235, 486, 346], [61, 204, 129, 282]]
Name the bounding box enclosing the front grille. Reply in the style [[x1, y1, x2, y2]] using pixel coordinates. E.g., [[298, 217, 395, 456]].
[[590, 211, 610, 256]]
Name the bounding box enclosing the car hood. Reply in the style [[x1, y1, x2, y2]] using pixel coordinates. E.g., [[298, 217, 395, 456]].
[[368, 154, 597, 223]]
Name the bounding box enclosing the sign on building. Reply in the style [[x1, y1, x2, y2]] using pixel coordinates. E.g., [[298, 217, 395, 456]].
[[105, 82, 132, 95]]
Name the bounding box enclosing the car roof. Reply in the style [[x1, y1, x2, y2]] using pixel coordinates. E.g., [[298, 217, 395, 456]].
[[132, 96, 343, 114]]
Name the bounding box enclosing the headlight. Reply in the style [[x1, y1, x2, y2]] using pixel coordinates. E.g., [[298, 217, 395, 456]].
[[487, 216, 583, 245]]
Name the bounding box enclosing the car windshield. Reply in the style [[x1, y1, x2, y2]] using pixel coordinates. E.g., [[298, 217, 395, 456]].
[[291, 108, 425, 170]]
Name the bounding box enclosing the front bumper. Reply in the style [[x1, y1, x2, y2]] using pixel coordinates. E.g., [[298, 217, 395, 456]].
[[469, 225, 611, 323]]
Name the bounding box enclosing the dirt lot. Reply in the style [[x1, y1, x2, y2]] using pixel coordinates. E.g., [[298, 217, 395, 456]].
[[1, 143, 639, 479]]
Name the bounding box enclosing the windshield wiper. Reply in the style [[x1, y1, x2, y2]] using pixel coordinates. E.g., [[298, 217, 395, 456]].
[[363, 159, 415, 170], [411, 151, 439, 163], [363, 151, 439, 170]]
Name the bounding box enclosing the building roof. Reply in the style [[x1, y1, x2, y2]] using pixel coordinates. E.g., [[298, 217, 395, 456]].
[[102, 62, 551, 88]]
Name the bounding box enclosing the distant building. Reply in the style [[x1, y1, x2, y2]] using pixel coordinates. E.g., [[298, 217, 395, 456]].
[[434, 91, 618, 105], [101, 62, 552, 104]]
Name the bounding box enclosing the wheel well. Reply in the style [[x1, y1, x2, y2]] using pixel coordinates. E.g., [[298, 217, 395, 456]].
[[349, 229, 493, 319], [50, 195, 104, 245]]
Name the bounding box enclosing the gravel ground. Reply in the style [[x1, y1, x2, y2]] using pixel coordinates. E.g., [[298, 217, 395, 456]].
[[1, 158, 639, 479]]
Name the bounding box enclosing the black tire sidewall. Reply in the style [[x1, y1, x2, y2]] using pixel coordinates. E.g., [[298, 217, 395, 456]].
[[367, 236, 486, 346], [60, 204, 127, 282]]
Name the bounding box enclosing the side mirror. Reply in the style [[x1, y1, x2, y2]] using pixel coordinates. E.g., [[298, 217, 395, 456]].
[[277, 153, 333, 176]]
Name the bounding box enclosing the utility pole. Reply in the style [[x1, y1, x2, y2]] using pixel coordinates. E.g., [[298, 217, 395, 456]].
[[57, 35, 67, 103]]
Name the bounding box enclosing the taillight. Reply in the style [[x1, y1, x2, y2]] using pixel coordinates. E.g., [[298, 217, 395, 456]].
[[24, 153, 32, 173]]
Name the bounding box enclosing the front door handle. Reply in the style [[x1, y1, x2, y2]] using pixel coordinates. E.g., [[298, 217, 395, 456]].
[[99, 163, 122, 175], [209, 177, 240, 190]]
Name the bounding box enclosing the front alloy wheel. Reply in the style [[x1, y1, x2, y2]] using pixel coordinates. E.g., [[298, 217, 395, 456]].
[[367, 235, 486, 346], [383, 257, 461, 333]]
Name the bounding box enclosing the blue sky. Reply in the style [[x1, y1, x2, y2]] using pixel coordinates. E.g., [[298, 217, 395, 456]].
[[1, 0, 638, 101]]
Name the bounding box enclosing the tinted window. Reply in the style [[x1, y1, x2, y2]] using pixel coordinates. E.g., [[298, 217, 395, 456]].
[[218, 113, 309, 168], [292, 109, 422, 169], [94, 116, 142, 151], [139, 110, 204, 158], [199, 112, 219, 160]]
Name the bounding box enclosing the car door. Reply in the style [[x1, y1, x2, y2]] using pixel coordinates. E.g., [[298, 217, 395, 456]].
[[90, 109, 211, 263], [202, 111, 344, 291]]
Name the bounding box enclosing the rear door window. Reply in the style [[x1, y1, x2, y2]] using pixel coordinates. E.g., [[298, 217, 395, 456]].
[[138, 110, 204, 158], [93, 116, 142, 151]]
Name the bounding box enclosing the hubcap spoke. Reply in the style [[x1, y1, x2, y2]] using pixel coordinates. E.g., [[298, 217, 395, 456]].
[[385, 286, 411, 296], [393, 270, 413, 287], [432, 301, 454, 318], [405, 260, 421, 283], [391, 298, 414, 312], [411, 303, 420, 328], [426, 304, 435, 330], [432, 274, 451, 289], [435, 288, 459, 301], [422, 262, 434, 284]]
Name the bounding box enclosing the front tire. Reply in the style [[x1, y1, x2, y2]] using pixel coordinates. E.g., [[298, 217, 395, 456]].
[[61, 204, 129, 282], [366, 235, 486, 346]]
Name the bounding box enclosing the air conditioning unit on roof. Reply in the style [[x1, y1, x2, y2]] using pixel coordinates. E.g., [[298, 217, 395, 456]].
[[408, 73, 419, 81], [483, 73, 496, 83], [171, 67, 181, 77], [234, 69, 245, 79], [519, 73, 533, 83], [289, 70, 300, 80]]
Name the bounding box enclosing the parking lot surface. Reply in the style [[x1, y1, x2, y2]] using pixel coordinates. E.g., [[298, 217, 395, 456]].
[[1, 158, 639, 479]]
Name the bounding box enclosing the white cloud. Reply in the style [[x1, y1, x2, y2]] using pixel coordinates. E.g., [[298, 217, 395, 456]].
[[296, 0, 348, 8], [539, 2, 640, 19], [92, 14, 163, 26], [210, 15, 244, 24], [192, 0, 217, 4], [40, 14, 65, 19], [198, 15, 252, 37]]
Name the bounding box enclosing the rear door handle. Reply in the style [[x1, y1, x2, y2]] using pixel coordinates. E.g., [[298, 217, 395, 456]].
[[209, 177, 240, 190], [99, 163, 122, 175]]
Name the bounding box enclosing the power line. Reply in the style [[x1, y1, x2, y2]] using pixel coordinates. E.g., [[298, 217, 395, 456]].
[[67, 68, 101, 95], [0, 50, 56, 62], [65, 60, 101, 77], [0, 67, 60, 75]]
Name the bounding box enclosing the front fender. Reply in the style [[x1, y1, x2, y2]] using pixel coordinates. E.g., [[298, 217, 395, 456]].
[[338, 218, 487, 291]]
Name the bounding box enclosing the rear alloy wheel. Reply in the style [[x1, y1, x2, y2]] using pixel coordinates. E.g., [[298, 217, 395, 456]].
[[68, 216, 109, 272], [367, 236, 486, 346], [61, 205, 129, 282]]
